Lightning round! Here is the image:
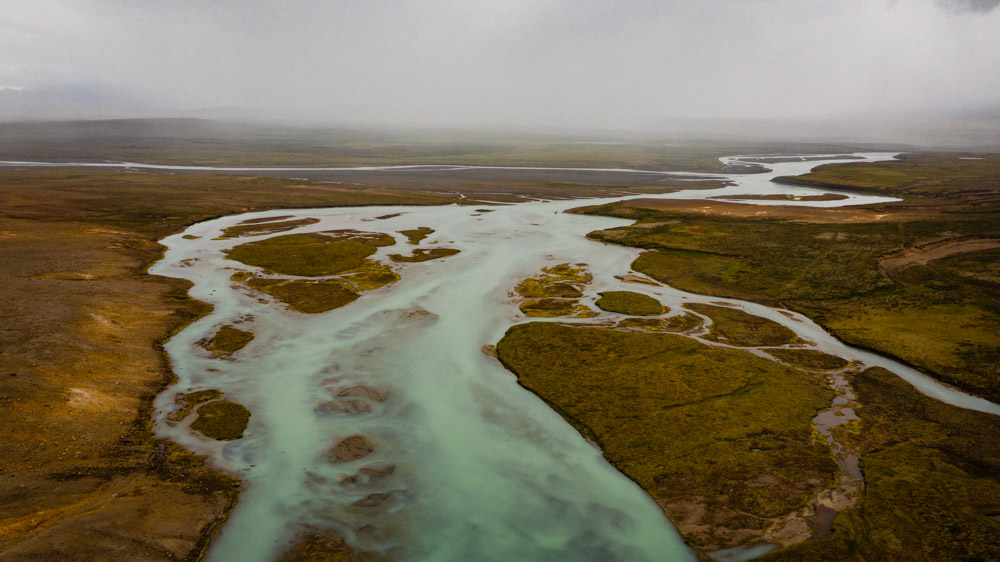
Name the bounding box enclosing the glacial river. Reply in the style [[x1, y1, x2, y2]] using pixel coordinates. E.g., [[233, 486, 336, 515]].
[[140, 153, 1000, 561]]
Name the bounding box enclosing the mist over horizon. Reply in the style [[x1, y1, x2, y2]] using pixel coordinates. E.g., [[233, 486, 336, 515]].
[[1, 0, 999, 146]]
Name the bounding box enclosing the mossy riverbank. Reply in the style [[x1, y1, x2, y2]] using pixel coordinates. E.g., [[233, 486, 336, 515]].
[[685, 303, 802, 347], [762, 367, 1000, 561], [579, 158, 1000, 401], [388, 247, 460, 262], [497, 318, 1000, 559], [497, 322, 839, 552]]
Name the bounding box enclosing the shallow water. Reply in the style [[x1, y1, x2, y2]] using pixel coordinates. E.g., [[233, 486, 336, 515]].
[[147, 153, 999, 561]]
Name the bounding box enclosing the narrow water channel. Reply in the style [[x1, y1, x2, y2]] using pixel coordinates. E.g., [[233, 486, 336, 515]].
[[144, 153, 1000, 560]]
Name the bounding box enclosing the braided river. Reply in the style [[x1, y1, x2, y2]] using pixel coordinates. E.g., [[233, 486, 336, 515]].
[[134, 153, 1000, 561]]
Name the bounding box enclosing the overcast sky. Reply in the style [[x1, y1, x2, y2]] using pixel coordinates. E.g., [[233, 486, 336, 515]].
[[1, 0, 999, 128]]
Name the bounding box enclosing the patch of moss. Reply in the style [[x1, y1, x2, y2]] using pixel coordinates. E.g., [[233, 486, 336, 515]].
[[513, 263, 596, 317], [633, 249, 749, 299], [244, 276, 360, 314], [767, 348, 850, 372], [388, 247, 461, 262], [168, 389, 223, 422], [595, 291, 665, 316], [496, 323, 837, 551], [686, 303, 802, 347], [618, 314, 702, 332], [225, 232, 391, 276], [229, 237, 401, 313], [190, 400, 251, 441], [203, 325, 254, 356], [181, 234, 200, 240], [337, 263, 400, 292], [819, 300, 1000, 400], [519, 298, 597, 318], [398, 227, 434, 245], [219, 217, 320, 239], [540, 263, 592, 284], [321, 229, 396, 247], [762, 367, 1000, 561], [514, 278, 583, 298]]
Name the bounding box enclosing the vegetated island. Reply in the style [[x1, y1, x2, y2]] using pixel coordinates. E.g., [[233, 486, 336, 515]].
[[202, 325, 254, 358], [223, 226, 460, 313], [225, 230, 401, 313], [514, 264, 599, 318]]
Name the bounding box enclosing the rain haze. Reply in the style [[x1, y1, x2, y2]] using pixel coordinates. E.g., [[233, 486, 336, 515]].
[[1, 0, 999, 134]]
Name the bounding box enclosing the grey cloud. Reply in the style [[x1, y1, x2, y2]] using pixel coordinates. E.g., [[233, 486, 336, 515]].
[[936, 0, 1000, 12], [0, 0, 999, 129]]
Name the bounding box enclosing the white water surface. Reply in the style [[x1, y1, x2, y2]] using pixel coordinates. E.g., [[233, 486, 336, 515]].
[[0, 152, 870, 182], [0, 158, 714, 175], [147, 153, 999, 561]]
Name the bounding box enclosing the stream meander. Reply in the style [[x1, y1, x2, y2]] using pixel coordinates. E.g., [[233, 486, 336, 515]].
[[139, 153, 999, 561]]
